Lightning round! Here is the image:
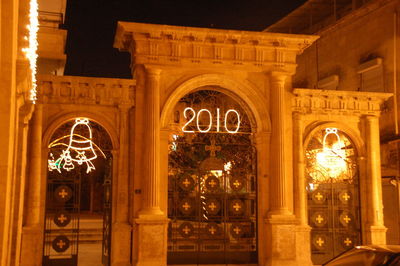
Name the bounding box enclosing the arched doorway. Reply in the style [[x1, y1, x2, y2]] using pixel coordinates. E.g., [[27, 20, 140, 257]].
[[42, 118, 113, 266], [167, 89, 258, 264], [305, 127, 361, 265]]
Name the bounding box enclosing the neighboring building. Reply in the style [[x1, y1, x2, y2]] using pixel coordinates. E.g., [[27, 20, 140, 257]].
[[266, 0, 400, 263], [0, 1, 396, 266]]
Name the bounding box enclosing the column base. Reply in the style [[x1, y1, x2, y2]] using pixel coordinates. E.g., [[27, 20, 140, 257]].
[[264, 216, 312, 266], [138, 207, 164, 217], [295, 225, 313, 266], [365, 225, 387, 245], [111, 222, 132, 266], [20, 225, 43, 266], [134, 216, 169, 266]]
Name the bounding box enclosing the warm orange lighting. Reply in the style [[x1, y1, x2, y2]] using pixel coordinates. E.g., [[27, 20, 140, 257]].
[[22, 0, 39, 103], [309, 128, 352, 183], [316, 128, 347, 178]]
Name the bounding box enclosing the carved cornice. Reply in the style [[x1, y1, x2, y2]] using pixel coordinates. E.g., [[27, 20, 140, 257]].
[[37, 75, 135, 107], [114, 22, 318, 73], [292, 88, 392, 115]]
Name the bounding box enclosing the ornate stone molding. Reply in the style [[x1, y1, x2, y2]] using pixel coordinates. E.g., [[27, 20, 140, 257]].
[[37, 74, 136, 106], [292, 88, 392, 115], [114, 22, 318, 73]]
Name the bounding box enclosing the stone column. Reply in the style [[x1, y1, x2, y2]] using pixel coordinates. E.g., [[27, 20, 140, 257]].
[[135, 67, 168, 266], [20, 104, 44, 266], [365, 115, 387, 244], [111, 105, 132, 266], [292, 112, 312, 266], [13, 103, 34, 265], [269, 72, 291, 216], [140, 67, 163, 216], [265, 72, 298, 266]]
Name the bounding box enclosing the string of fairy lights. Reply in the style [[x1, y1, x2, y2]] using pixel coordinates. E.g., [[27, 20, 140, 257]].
[[22, 0, 39, 103]]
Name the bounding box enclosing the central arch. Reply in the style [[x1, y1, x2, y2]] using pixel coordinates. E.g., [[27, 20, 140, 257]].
[[160, 73, 270, 133], [165, 88, 259, 264]]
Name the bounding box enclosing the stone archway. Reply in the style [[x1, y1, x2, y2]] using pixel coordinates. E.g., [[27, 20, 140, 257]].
[[160, 73, 270, 133], [42, 117, 113, 266], [304, 126, 362, 265], [166, 89, 259, 264]]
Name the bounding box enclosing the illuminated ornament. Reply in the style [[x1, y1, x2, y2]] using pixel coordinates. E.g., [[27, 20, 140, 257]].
[[22, 0, 39, 103], [182, 107, 241, 133], [48, 118, 104, 173], [310, 128, 350, 183]]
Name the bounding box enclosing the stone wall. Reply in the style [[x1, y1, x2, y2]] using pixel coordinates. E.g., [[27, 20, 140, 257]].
[[294, 0, 399, 137]]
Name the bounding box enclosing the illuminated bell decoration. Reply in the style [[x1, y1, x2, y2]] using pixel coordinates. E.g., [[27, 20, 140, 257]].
[[48, 118, 99, 173], [310, 128, 349, 183]]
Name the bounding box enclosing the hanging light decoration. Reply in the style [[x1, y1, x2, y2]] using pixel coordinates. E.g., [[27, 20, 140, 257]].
[[22, 0, 39, 103], [307, 128, 355, 184], [48, 118, 105, 173]]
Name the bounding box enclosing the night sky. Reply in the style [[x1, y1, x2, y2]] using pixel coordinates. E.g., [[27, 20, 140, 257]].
[[63, 0, 307, 79]]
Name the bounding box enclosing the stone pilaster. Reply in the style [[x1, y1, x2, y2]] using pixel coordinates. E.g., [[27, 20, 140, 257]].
[[364, 115, 387, 244], [20, 104, 44, 266], [12, 104, 34, 266], [254, 131, 270, 265], [135, 67, 168, 266], [292, 112, 312, 266], [293, 112, 307, 225], [112, 105, 132, 266]]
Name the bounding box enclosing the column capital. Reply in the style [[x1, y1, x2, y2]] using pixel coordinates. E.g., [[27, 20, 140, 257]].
[[365, 114, 379, 121], [292, 111, 304, 121], [269, 71, 290, 83], [144, 65, 162, 77]]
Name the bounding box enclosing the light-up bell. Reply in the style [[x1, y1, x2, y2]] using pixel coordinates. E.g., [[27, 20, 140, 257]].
[[49, 118, 98, 173], [312, 128, 348, 182]]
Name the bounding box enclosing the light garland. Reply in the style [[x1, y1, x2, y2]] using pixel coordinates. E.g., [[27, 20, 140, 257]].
[[22, 0, 39, 103], [309, 128, 350, 183], [182, 107, 241, 133], [48, 118, 105, 174]]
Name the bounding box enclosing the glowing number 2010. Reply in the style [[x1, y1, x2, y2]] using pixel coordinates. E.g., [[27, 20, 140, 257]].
[[182, 107, 240, 133]]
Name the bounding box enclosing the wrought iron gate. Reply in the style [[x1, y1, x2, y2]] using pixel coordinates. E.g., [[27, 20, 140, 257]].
[[43, 166, 80, 265], [167, 90, 257, 264], [306, 128, 361, 265], [102, 158, 112, 266], [43, 119, 113, 266]]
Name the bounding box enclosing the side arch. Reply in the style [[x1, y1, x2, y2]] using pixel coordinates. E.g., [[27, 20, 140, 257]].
[[303, 120, 366, 264], [303, 121, 366, 158], [160, 73, 271, 133], [42, 111, 119, 150]]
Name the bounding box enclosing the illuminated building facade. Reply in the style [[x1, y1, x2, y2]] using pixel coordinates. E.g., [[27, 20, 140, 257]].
[[0, 0, 398, 265]]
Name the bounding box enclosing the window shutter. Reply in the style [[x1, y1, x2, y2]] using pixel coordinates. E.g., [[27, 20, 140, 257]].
[[358, 58, 384, 92]]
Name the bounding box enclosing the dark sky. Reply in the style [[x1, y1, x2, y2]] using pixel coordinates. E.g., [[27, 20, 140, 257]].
[[64, 0, 307, 79]]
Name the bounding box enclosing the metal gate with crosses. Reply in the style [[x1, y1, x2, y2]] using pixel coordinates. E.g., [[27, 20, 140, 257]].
[[305, 127, 362, 265], [43, 118, 113, 266], [167, 90, 258, 264]]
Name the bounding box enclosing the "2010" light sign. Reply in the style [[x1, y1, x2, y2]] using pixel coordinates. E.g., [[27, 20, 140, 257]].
[[182, 107, 241, 133]]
